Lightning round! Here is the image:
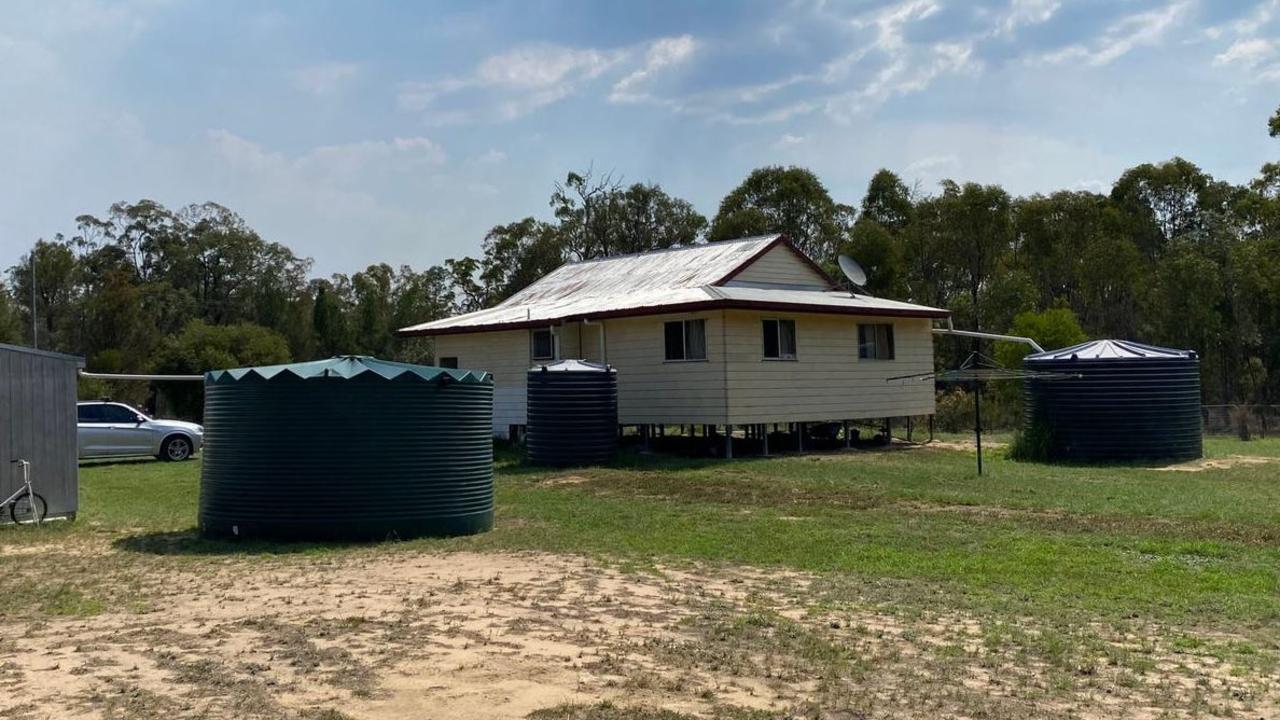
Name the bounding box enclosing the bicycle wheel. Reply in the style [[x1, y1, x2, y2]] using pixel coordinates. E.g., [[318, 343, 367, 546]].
[[10, 491, 47, 525]]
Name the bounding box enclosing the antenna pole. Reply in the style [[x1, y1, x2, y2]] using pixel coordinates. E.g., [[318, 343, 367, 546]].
[[30, 248, 37, 349]]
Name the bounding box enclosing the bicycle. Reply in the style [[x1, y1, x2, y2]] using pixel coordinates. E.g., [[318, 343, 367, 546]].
[[3, 460, 47, 525]]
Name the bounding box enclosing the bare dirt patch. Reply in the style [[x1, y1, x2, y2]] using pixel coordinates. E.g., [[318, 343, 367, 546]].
[[921, 439, 1008, 452], [1, 548, 1277, 720], [1154, 454, 1279, 472]]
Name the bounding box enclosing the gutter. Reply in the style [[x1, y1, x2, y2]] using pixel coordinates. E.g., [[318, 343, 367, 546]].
[[931, 318, 1044, 353]]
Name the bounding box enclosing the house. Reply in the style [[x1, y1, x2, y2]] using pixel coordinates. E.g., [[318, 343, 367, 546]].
[[397, 235, 950, 440]]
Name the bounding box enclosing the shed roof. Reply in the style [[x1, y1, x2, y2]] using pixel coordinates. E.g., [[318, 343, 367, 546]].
[[1024, 339, 1196, 362], [0, 342, 86, 366], [399, 236, 948, 336], [206, 355, 492, 384]]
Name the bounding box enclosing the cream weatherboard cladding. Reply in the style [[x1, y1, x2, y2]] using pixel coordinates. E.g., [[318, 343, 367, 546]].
[[404, 236, 948, 437], [434, 311, 934, 435], [723, 244, 830, 289]]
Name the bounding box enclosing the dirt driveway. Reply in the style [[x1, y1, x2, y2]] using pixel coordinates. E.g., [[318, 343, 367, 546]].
[[2, 544, 1277, 720]]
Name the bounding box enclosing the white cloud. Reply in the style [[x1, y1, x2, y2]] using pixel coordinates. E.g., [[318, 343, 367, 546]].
[[826, 41, 980, 121], [208, 131, 446, 187], [1039, 1, 1189, 66], [291, 61, 361, 97], [775, 133, 806, 148], [1207, 2, 1280, 82], [1214, 38, 1276, 68], [401, 43, 629, 123], [610, 35, 697, 103], [474, 149, 508, 165], [997, 0, 1061, 36]]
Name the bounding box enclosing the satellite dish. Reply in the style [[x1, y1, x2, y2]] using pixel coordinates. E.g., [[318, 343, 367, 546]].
[[837, 255, 868, 293]]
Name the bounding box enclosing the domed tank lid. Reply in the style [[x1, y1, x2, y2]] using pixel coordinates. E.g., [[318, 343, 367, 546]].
[[529, 359, 614, 373], [206, 355, 492, 384], [1024, 339, 1196, 362]]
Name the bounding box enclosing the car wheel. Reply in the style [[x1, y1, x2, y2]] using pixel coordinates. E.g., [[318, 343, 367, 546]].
[[161, 435, 193, 462]]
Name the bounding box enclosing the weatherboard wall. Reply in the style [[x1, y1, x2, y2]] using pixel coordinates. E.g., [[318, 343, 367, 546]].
[[722, 311, 935, 424], [433, 308, 935, 435], [723, 244, 830, 289]]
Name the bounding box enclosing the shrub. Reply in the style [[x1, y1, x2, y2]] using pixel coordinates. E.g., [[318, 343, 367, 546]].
[[1008, 421, 1053, 461]]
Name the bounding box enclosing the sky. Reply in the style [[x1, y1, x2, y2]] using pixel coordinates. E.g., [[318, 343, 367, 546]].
[[1, 0, 1278, 276]]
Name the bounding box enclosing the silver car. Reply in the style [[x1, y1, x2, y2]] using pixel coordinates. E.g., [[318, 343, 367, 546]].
[[77, 402, 203, 461]]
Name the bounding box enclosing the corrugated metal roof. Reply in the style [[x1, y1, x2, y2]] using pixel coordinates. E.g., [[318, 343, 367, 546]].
[[706, 286, 945, 315], [399, 236, 948, 335], [502, 235, 782, 307], [206, 355, 492, 384], [1025, 339, 1196, 362]]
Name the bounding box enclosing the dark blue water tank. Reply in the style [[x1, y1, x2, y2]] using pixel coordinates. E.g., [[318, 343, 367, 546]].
[[526, 360, 618, 466], [1023, 340, 1202, 462]]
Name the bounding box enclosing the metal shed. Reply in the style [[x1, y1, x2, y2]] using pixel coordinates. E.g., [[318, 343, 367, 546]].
[[0, 343, 83, 521]]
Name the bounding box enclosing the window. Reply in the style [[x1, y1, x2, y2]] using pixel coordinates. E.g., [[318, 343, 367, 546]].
[[531, 328, 554, 360], [762, 319, 797, 360], [437, 356, 459, 369], [101, 404, 142, 423], [858, 323, 895, 360], [77, 404, 104, 423], [664, 319, 707, 361]]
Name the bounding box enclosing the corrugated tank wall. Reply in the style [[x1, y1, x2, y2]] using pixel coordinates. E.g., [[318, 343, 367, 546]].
[[200, 369, 493, 541], [1024, 342, 1202, 462]]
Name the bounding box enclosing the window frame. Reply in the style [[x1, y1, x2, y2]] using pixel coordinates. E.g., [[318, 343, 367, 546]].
[[761, 318, 798, 361], [857, 323, 896, 361], [663, 318, 708, 362], [437, 356, 459, 369], [530, 328, 555, 361]]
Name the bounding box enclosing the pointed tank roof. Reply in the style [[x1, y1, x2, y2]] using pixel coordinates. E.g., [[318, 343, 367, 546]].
[[529, 359, 614, 373], [206, 355, 492, 384], [1024, 339, 1196, 362]]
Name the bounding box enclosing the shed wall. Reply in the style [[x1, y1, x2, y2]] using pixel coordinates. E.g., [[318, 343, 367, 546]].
[[0, 346, 80, 519]]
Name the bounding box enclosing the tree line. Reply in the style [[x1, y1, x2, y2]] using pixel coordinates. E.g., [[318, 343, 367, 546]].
[[4, 107, 1279, 409]]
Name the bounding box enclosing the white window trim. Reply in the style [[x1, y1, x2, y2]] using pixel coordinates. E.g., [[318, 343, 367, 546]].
[[663, 319, 708, 363], [857, 322, 896, 361], [761, 317, 798, 361]]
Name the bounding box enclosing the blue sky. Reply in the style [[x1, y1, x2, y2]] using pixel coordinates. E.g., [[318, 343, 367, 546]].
[[2, 0, 1277, 275]]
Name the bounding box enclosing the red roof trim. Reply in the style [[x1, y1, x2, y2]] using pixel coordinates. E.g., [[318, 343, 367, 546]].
[[398, 298, 948, 337], [711, 236, 839, 289]]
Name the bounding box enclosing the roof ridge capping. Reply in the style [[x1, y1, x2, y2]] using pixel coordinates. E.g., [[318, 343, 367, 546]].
[[560, 234, 782, 267]]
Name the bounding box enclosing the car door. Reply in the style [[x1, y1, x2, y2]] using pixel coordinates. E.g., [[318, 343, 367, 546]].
[[98, 404, 156, 456], [78, 404, 123, 457]]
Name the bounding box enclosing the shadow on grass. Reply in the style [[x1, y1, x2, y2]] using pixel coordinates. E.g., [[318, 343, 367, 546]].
[[78, 457, 168, 468], [113, 529, 375, 556]]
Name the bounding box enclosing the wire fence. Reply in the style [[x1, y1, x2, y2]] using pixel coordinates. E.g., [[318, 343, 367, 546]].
[[1202, 405, 1280, 438]]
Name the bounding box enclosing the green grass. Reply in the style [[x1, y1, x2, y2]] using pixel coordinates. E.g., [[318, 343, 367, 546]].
[[9, 436, 1280, 634]]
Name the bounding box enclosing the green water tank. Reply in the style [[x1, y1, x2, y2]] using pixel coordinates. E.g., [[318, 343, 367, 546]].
[[199, 356, 493, 541]]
